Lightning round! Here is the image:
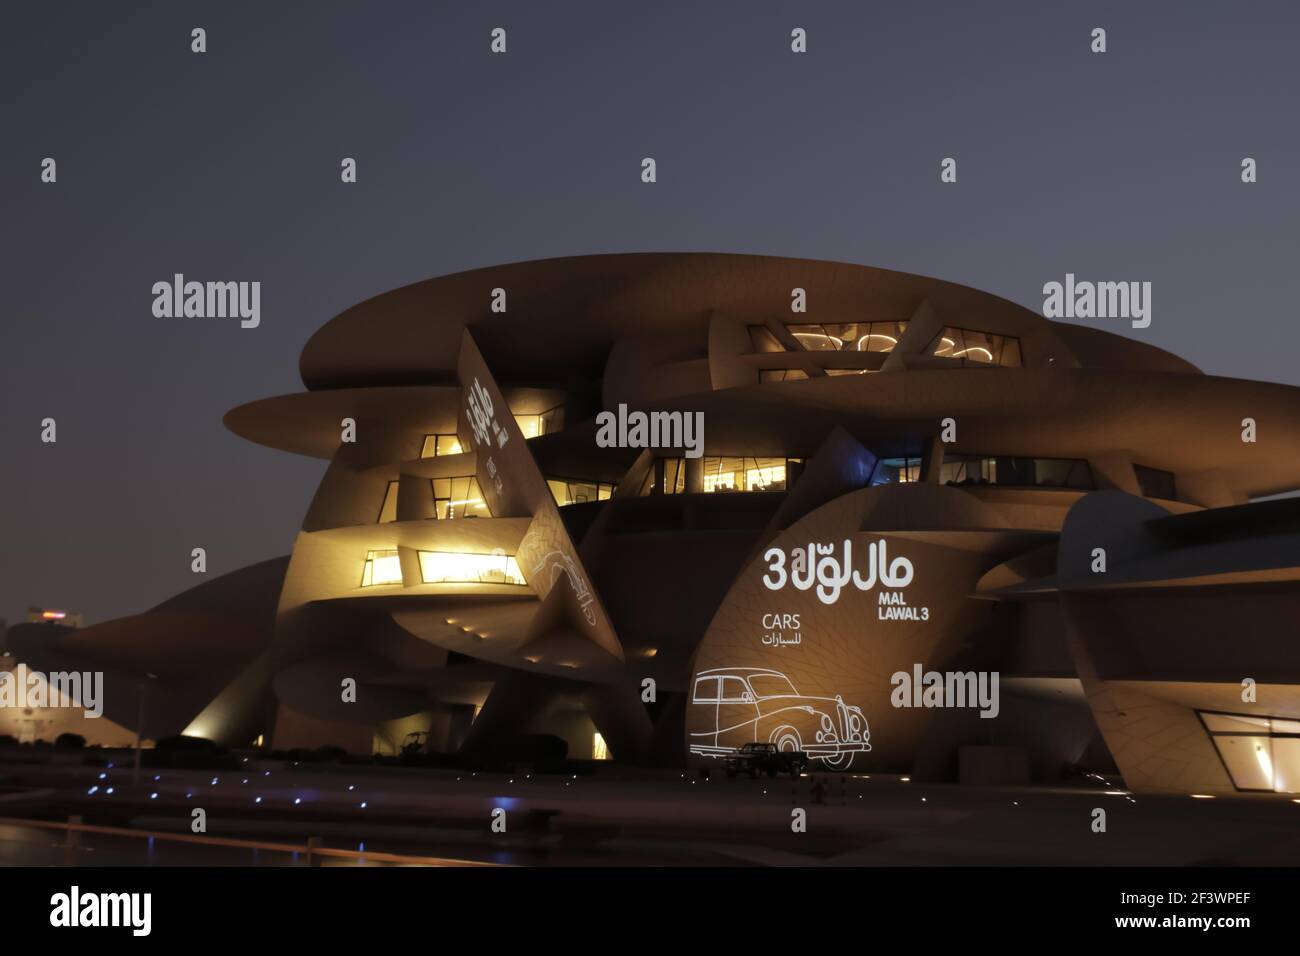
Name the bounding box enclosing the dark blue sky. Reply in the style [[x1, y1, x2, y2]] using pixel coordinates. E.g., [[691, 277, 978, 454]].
[[4, 0, 1299, 626]]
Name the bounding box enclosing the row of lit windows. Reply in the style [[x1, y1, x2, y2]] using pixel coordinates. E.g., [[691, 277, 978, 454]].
[[417, 408, 564, 459], [385, 452, 1106, 518], [749, 322, 909, 354], [548, 477, 615, 507], [704, 457, 793, 493], [1201, 712, 1300, 793], [930, 326, 1021, 367], [788, 322, 910, 353], [748, 322, 1023, 369], [360, 548, 526, 588], [640, 457, 804, 495], [378, 476, 489, 523], [384, 473, 622, 519]]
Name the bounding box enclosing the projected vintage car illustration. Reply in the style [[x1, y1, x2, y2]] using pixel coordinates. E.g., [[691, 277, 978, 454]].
[[688, 667, 870, 770]]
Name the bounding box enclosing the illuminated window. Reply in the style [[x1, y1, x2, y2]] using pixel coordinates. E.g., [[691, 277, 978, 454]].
[[787, 321, 908, 353], [929, 327, 1022, 367], [361, 549, 403, 587], [418, 551, 526, 586], [703, 457, 792, 493], [1199, 712, 1300, 793], [747, 325, 786, 353], [513, 405, 564, 440], [547, 478, 615, 507], [825, 368, 871, 376], [432, 476, 489, 519], [378, 481, 399, 523], [871, 457, 922, 485], [592, 733, 611, 760], [759, 369, 809, 383], [420, 434, 463, 458], [514, 415, 542, 439], [940, 454, 1092, 489]]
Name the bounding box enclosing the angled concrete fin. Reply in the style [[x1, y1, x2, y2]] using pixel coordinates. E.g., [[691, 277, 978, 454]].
[[747, 425, 877, 559], [881, 298, 942, 371], [457, 329, 625, 662]]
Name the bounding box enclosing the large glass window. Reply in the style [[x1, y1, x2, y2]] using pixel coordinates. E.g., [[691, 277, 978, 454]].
[[940, 454, 1092, 489], [514, 405, 564, 440], [871, 457, 922, 485], [639, 457, 802, 494], [703, 457, 797, 493], [360, 549, 403, 587], [1200, 712, 1300, 793], [420, 434, 463, 459], [418, 550, 526, 586], [787, 321, 908, 353], [432, 476, 489, 519], [548, 477, 615, 507], [930, 327, 1022, 367]]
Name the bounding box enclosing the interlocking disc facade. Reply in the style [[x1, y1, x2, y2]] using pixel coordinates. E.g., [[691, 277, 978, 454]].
[[7, 253, 1300, 796]]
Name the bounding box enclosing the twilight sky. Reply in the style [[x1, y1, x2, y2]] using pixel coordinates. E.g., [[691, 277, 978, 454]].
[[3, 0, 1299, 627]]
